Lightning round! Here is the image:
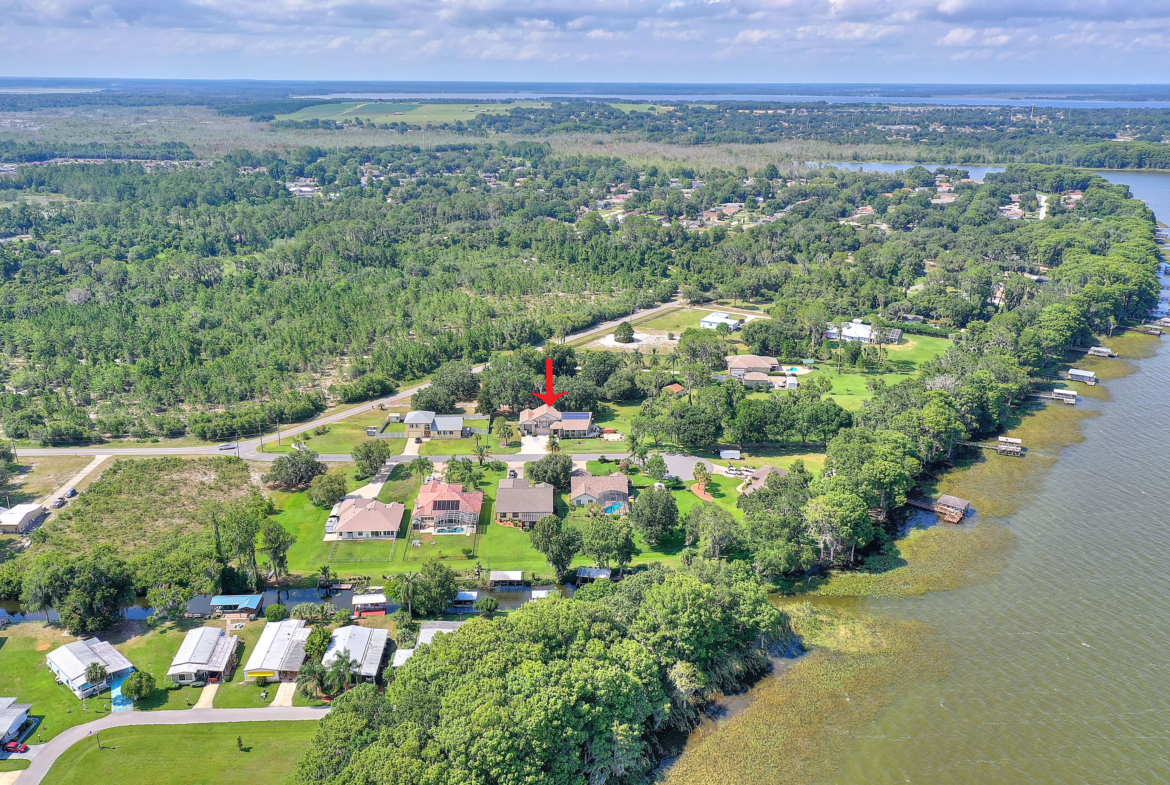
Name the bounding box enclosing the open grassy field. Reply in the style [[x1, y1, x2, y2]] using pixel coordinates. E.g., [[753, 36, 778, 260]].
[[37, 457, 256, 556], [277, 101, 553, 125], [4, 456, 95, 505], [810, 333, 952, 411], [43, 720, 318, 785], [260, 409, 402, 455]]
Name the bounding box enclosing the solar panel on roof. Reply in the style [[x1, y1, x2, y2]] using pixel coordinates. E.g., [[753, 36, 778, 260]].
[[562, 412, 590, 419]]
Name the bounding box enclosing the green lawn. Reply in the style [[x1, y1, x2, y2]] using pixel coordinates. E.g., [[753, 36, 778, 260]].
[[419, 432, 516, 457], [811, 333, 951, 411], [212, 622, 276, 709], [42, 721, 318, 785], [634, 308, 708, 333], [114, 619, 223, 711], [261, 410, 406, 455]]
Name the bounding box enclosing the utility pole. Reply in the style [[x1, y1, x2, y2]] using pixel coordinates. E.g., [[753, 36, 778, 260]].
[[236, 432, 240, 460], [277, 417, 281, 446]]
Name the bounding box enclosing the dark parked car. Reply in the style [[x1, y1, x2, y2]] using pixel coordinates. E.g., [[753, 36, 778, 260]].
[[414, 437, 422, 444], [3, 742, 28, 753], [50, 498, 66, 509], [64, 488, 78, 498], [507, 469, 517, 479]]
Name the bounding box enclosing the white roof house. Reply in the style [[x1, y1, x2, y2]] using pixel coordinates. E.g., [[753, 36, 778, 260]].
[[699, 312, 744, 331], [166, 627, 238, 684], [0, 698, 31, 743], [243, 619, 311, 681], [0, 504, 43, 534], [824, 319, 903, 344], [403, 410, 435, 425], [46, 639, 135, 698], [322, 625, 389, 681], [391, 621, 465, 668]]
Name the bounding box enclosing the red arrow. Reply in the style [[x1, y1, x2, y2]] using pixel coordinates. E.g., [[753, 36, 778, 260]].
[[532, 358, 566, 407]]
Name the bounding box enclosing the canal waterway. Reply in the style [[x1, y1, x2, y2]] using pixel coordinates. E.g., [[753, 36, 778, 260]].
[[782, 168, 1170, 784]]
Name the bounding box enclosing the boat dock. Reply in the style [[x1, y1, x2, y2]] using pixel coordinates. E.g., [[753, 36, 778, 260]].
[[907, 495, 971, 524]]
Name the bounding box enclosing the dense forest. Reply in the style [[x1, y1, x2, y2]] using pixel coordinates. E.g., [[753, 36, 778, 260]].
[[0, 145, 1157, 443]]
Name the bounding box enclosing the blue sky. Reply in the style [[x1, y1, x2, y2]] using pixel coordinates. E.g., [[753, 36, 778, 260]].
[[0, 0, 1165, 82]]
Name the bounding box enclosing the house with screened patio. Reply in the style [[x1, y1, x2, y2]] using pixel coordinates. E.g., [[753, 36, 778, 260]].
[[411, 481, 483, 535]]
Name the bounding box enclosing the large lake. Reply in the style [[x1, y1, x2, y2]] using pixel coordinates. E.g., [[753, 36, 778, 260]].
[[795, 165, 1170, 784]]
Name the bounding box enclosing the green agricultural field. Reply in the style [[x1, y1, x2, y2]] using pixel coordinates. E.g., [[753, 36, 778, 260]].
[[277, 101, 552, 125], [43, 721, 318, 785]]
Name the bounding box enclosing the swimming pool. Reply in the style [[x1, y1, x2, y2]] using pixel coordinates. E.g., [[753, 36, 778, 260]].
[[436, 527, 466, 535], [603, 503, 624, 515], [109, 673, 134, 713]]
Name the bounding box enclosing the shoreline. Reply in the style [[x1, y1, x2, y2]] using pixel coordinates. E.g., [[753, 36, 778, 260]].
[[665, 329, 1162, 785]]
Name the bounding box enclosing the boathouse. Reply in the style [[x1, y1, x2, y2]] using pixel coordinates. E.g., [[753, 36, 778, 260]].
[[575, 567, 613, 587], [452, 590, 478, 609], [488, 571, 523, 590], [1053, 389, 1078, 405], [1068, 368, 1097, 385], [997, 437, 1023, 457], [936, 495, 971, 523], [351, 593, 387, 617], [1087, 347, 1114, 358]]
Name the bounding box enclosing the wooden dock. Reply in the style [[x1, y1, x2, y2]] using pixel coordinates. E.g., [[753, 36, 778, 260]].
[[907, 496, 970, 524]]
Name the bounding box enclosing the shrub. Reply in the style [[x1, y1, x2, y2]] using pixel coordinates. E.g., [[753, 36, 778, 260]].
[[265, 604, 290, 622], [121, 670, 155, 703]]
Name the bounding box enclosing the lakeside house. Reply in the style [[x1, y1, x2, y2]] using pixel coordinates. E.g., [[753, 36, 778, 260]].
[[824, 319, 903, 344], [517, 405, 596, 438], [166, 627, 238, 686], [404, 411, 465, 439], [741, 465, 788, 495], [322, 626, 389, 683], [699, 312, 744, 331], [495, 478, 555, 529], [725, 354, 780, 376], [392, 621, 465, 668], [411, 481, 483, 535], [570, 472, 630, 513], [46, 639, 135, 699], [325, 498, 404, 541], [489, 570, 524, 590], [209, 594, 263, 621], [0, 504, 43, 534], [0, 699, 31, 743], [243, 619, 311, 682]]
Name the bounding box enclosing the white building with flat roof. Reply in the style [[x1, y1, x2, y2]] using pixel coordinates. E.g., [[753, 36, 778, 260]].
[[699, 312, 744, 331], [243, 619, 310, 682], [322, 625, 389, 682]]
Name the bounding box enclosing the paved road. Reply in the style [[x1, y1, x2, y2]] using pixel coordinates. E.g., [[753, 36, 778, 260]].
[[18, 706, 330, 785], [14, 299, 684, 464]]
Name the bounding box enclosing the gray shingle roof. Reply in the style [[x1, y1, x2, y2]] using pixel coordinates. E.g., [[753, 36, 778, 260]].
[[495, 479, 555, 515]]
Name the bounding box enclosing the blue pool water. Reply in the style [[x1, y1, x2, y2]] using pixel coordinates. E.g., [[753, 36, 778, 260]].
[[603, 503, 624, 514]]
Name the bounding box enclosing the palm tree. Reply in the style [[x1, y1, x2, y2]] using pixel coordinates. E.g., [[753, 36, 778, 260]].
[[318, 565, 333, 587], [692, 462, 710, 493], [666, 349, 680, 371], [395, 572, 420, 617], [85, 662, 108, 688], [471, 437, 492, 466], [296, 662, 327, 699], [496, 421, 514, 447], [546, 434, 561, 454], [409, 456, 434, 483], [325, 649, 359, 696]]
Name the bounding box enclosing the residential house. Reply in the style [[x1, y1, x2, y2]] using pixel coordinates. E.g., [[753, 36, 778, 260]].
[[663, 383, 685, 395], [322, 626, 389, 683], [741, 465, 788, 495], [352, 593, 387, 617], [741, 372, 774, 389], [243, 619, 311, 682], [570, 472, 630, 513], [495, 478, 555, 529], [517, 405, 595, 438], [46, 639, 135, 698], [489, 571, 524, 590], [0, 699, 31, 743], [0, 504, 43, 534], [392, 621, 465, 668], [404, 411, 464, 439], [824, 319, 903, 345], [411, 481, 483, 535], [699, 312, 744, 331], [725, 355, 779, 376], [166, 627, 238, 685], [325, 498, 404, 540], [210, 595, 263, 621]]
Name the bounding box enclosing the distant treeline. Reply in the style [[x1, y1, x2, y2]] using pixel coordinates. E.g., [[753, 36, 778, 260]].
[[0, 140, 195, 164]]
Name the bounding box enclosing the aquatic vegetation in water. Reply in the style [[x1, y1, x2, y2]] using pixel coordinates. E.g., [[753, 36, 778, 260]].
[[665, 603, 949, 785], [800, 522, 1016, 598]]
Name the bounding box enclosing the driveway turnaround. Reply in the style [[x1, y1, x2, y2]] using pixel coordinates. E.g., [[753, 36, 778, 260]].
[[19, 706, 330, 785]]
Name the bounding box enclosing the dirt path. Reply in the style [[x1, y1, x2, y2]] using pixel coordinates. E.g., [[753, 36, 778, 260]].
[[39, 454, 110, 505]]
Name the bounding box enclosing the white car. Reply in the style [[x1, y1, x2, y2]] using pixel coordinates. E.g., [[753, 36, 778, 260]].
[[218, 443, 236, 451]]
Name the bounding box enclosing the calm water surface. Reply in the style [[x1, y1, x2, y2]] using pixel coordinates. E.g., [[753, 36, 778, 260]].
[[815, 170, 1170, 784]]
